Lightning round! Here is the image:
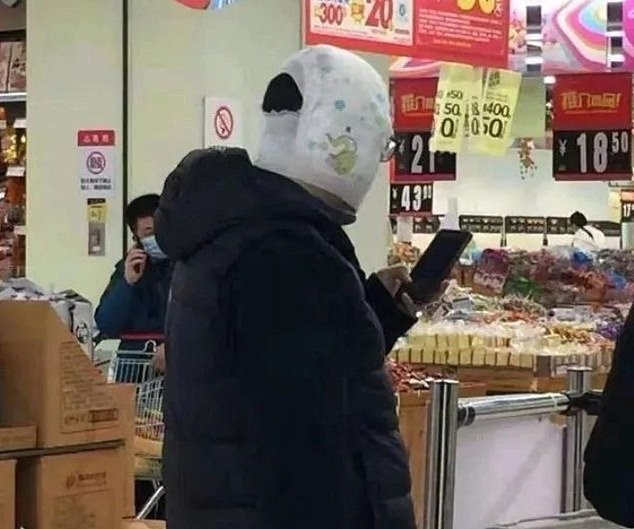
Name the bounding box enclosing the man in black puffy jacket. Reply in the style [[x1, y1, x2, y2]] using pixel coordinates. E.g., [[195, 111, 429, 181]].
[[584, 302, 634, 527], [155, 45, 418, 529]]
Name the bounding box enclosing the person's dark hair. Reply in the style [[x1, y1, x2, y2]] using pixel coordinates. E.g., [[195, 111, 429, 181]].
[[262, 73, 303, 113], [124, 193, 160, 232], [570, 211, 594, 240], [570, 211, 588, 228]]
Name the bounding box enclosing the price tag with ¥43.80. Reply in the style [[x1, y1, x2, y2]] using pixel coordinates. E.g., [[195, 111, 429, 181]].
[[429, 63, 472, 154], [469, 68, 521, 155]]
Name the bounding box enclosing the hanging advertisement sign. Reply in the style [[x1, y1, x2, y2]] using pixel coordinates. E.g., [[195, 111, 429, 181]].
[[303, 0, 510, 68], [552, 73, 632, 181], [389, 182, 433, 215], [429, 63, 472, 153], [541, 0, 607, 73], [416, 0, 510, 69], [468, 68, 521, 155], [390, 0, 611, 79], [391, 77, 457, 183]]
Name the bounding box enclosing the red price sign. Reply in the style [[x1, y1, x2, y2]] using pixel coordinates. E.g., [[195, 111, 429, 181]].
[[304, 0, 414, 56]]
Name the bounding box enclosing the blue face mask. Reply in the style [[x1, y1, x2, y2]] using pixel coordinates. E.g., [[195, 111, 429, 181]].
[[140, 235, 168, 260]]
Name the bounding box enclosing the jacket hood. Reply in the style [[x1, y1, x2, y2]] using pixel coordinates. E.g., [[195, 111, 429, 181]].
[[154, 147, 345, 261], [254, 45, 392, 212]]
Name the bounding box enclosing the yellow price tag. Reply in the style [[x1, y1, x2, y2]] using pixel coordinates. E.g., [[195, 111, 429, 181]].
[[466, 67, 485, 144], [430, 63, 473, 154], [468, 68, 521, 156]]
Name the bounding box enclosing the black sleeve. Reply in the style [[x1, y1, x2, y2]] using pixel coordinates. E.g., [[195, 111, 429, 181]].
[[365, 273, 417, 351], [584, 303, 634, 527], [231, 236, 357, 529]]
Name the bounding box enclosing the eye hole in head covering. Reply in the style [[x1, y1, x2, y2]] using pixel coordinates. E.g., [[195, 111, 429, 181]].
[[262, 73, 304, 113], [380, 135, 402, 163]]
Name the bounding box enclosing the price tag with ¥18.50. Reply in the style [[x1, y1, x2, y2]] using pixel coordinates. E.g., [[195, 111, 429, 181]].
[[469, 68, 521, 155], [430, 63, 472, 153], [392, 131, 456, 182], [305, 0, 415, 53], [553, 129, 632, 181], [389, 183, 433, 215]]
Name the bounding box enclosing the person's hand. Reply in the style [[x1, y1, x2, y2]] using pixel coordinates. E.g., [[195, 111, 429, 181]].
[[376, 264, 411, 297], [153, 344, 166, 372], [376, 265, 418, 315], [124, 248, 147, 285]]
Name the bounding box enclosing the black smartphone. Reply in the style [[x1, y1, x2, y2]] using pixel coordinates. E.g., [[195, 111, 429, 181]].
[[400, 229, 473, 304]]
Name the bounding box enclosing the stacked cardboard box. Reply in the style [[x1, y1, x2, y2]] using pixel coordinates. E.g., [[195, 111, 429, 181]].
[[0, 300, 137, 529]]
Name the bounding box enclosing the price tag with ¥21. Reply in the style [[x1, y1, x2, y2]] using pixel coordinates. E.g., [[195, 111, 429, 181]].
[[392, 131, 456, 182], [430, 63, 472, 153], [553, 129, 632, 181], [469, 68, 521, 155], [389, 183, 433, 216]]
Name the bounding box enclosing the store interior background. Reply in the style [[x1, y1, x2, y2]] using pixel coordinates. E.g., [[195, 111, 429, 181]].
[[1, 0, 615, 304]]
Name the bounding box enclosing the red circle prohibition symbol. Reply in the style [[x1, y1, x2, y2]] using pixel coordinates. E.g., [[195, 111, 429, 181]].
[[214, 106, 234, 140], [86, 151, 106, 175]]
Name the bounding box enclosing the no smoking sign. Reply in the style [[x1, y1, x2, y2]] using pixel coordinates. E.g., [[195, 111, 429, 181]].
[[204, 97, 244, 147]]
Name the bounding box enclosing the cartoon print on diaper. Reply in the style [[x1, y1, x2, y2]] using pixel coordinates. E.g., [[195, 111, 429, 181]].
[[324, 127, 358, 176]]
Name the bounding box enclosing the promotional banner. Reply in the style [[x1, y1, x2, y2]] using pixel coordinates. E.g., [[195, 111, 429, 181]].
[[391, 77, 437, 131], [389, 0, 610, 78], [429, 63, 472, 153], [416, 0, 510, 69], [391, 77, 457, 182], [541, 0, 607, 73], [469, 68, 522, 155], [552, 73, 632, 181], [304, 0, 510, 68]]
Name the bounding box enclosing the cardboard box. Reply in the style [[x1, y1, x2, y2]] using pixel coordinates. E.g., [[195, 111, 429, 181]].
[[122, 521, 165, 529], [0, 459, 16, 529], [0, 301, 130, 448], [111, 384, 136, 517], [17, 447, 125, 529], [0, 425, 36, 453]]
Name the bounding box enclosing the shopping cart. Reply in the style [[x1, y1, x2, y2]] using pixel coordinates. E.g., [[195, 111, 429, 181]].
[[93, 333, 166, 519], [486, 510, 623, 529], [134, 375, 166, 519], [95, 333, 162, 384]]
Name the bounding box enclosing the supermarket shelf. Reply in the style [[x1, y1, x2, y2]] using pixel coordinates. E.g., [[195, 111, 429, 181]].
[[13, 225, 26, 236], [0, 91, 26, 103]]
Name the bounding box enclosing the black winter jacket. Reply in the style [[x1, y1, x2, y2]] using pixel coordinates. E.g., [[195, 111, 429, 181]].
[[155, 148, 417, 529], [584, 302, 634, 527]]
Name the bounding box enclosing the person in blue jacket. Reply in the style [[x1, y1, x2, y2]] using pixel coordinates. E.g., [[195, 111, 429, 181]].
[[95, 193, 171, 519], [156, 45, 419, 529], [95, 193, 172, 354]]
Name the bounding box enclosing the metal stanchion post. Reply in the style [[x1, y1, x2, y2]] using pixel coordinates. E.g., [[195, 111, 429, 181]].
[[424, 379, 460, 529], [563, 366, 592, 512]]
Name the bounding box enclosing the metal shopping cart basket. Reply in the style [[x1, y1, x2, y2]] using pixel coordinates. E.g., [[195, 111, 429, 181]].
[[94, 333, 162, 384], [487, 510, 624, 529], [93, 333, 166, 518], [134, 375, 166, 518]]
